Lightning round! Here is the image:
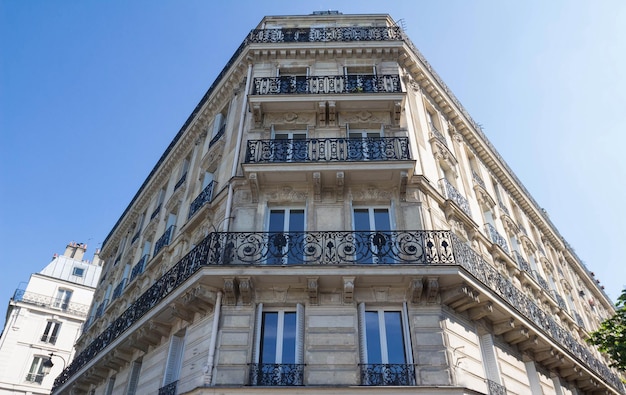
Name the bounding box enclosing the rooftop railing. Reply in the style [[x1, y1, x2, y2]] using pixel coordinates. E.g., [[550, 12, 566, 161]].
[[12, 289, 90, 317], [253, 74, 401, 95]]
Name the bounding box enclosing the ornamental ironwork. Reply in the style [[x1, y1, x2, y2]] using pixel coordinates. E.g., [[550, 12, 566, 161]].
[[440, 178, 471, 217], [429, 123, 447, 146], [158, 380, 177, 395], [533, 271, 551, 292], [472, 170, 486, 189], [12, 289, 90, 317], [209, 124, 226, 148], [246, 26, 402, 44], [513, 251, 531, 275], [485, 223, 509, 254], [174, 172, 187, 191], [360, 364, 415, 386], [487, 379, 507, 395], [249, 363, 304, 386], [498, 201, 510, 216], [188, 181, 216, 220], [150, 204, 162, 220], [129, 254, 148, 282], [112, 279, 127, 300], [253, 74, 401, 95], [154, 225, 175, 256], [245, 137, 410, 164]]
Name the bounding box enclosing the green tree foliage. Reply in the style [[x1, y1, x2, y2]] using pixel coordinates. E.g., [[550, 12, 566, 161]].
[[587, 288, 626, 371]]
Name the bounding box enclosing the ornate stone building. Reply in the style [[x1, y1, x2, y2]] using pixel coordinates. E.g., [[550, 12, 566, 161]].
[[0, 243, 102, 395], [52, 11, 624, 395]]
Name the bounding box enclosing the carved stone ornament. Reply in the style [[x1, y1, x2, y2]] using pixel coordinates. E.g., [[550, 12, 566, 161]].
[[266, 186, 308, 202], [339, 110, 390, 126], [263, 112, 316, 128], [351, 186, 392, 202]]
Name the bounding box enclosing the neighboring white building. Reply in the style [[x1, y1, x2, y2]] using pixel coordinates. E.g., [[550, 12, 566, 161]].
[[0, 242, 102, 395], [53, 11, 624, 395]]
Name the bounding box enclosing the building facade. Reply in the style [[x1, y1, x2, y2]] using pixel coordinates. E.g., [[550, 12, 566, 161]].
[[53, 12, 624, 395], [0, 242, 102, 395]]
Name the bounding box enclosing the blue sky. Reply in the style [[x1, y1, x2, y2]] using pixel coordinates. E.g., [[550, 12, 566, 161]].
[[1, 1, 625, 329]]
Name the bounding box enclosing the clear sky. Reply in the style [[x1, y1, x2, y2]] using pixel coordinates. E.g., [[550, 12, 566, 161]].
[[1, 1, 625, 330]]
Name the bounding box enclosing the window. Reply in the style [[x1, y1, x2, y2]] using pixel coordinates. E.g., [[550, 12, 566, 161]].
[[277, 67, 309, 94], [104, 376, 116, 395], [353, 207, 392, 264], [72, 266, 85, 277], [348, 128, 383, 161], [41, 321, 61, 344], [25, 355, 46, 384], [125, 360, 142, 395], [267, 208, 305, 264], [53, 288, 73, 310], [358, 303, 414, 385], [251, 304, 304, 386], [161, 331, 185, 393], [272, 129, 307, 162]]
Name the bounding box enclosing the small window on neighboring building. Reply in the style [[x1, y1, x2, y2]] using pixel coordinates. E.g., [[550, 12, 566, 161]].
[[41, 321, 61, 344], [72, 267, 85, 277], [25, 355, 46, 384]]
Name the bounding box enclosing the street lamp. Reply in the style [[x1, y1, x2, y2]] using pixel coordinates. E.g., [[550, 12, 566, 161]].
[[42, 353, 67, 376]]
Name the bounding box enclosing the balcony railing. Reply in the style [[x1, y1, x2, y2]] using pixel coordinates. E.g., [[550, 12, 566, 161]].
[[174, 172, 187, 191], [94, 299, 109, 319], [188, 181, 216, 220], [574, 312, 585, 328], [245, 137, 410, 164], [485, 223, 509, 254], [154, 225, 175, 256], [131, 230, 140, 245], [440, 178, 471, 217], [553, 292, 567, 310], [253, 74, 401, 95], [429, 123, 447, 146], [247, 26, 402, 44], [112, 279, 127, 300], [208, 124, 226, 148], [360, 364, 415, 386], [150, 204, 162, 220], [249, 363, 304, 386], [158, 380, 177, 395], [533, 271, 551, 292], [498, 201, 510, 216], [12, 289, 90, 317], [487, 380, 507, 395], [513, 250, 532, 275], [52, 230, 625, 394], [129, 254, 148, 282], [471, 170, 486, 189]]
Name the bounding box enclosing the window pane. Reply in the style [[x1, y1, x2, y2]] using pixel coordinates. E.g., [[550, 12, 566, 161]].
[[354, 209, 370, 231], [373, 209, 390, 231], [282, 312, 297, 363], [384, 312, 406, 364], [261, 312, 278, 363], [365, 312, 382, 363], [269, 210, 285, 233], [289, 210, 305, 232]]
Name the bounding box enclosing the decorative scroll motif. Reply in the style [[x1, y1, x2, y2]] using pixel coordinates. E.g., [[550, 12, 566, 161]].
[[485, 223, 509, 254], [253, 74, 401, 95], [12, 289, 90, 317], [188, 181, 216, 220], [340, 110, 390, 125], [487, 379, 506, 395], [247, 26, 402, 44], [249, 363, 304, 386], [52, 230, 626, 394], [245, 137, 410, 164], [440, 178, 471, 217], [360, 364, 415, 386], [154, 225, 175, 256], [263, 112, 316, 128], [158, 380, 177, 395]]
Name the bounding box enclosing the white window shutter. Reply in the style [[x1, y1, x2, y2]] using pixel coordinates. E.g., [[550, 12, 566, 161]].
[[212, 113, 224, 138], [163, 333, 185, 386], [125, 361, 142, 395], [401, 302, 414, 366], [479, 333, 501, 384], [295, 303, 305, 365], [357, 303, 368, 364], [252, 303, 263, 363], [524, 361, 542, 395]]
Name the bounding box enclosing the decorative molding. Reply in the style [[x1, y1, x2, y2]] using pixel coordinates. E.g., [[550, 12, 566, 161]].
[[351, 186, 392, 202], [409, 277, 423, 303], [239, 277, 253, 305], [307, 277, 319, 305], [339, 110, 390, 126], [263, 111, 316, 128], [223, 277, 238, 305], [343, 276, 355, 304], [266, 186, 307, 202], [313, 172, 321, 202]]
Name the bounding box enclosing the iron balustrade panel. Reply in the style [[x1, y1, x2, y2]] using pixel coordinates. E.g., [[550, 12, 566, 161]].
[[188, 181, 216, 220], [112, 279, 127, 300], [150, 204, 162, 220], [158, 380, 177, 395], [253, 74, 401, 95], [206, 230, 455, 266], [249, 363, 304, 386], [533, 271, 551, 292], [553, 292, 567, 310], [487, 380, 507, 395], [440, 178, 471, 217], [429, 123, 447, 146], [471, 170, 486, 189], [360, 364, 415, 386], [174, 172, 187, 190], [12, 289, 90, 316], [247, 26, 402, 44], [449, 234, 625, 393], [498, 201, 510, 216], [208, 124, 226, 147], [94, 300, 109, 318], [154, 225, 175, 256], [245, 137, 410, 164], [485, 223, 509, 254], [129, 254, 148, 282], [513, 251, 532, 275]]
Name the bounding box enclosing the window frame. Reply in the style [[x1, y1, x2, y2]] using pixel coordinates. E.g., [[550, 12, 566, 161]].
[[41, 320, 61, 344]]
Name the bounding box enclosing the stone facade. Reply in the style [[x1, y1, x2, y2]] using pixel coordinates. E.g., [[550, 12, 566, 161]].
[[52, 11, 624, 395]]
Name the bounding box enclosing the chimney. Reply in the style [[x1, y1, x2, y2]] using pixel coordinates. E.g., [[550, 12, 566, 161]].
[[93, 248, 103, 266], [64, 242, 87, 260]]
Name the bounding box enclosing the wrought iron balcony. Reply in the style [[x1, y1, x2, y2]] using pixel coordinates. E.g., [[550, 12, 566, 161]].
[[94, 299, 109, 319], [487, 379, 507, 395], [429, 123, 447, 146], [188, 181, 216, 220], [52, 230, 625, 394], [439, 178, 471, 217], [253, 74, 401, 95], [471, 170, 486, 189], [245, 137, 410, 164], [498, 201, 510, 216], [513, 250, 532, 275], [12, 289, 90, 317], [174, 172, 187, 191], [485, 223, 509, 254], [534, 271, 551, 292], [249, 363, 304, 386], [360, 364, 415, 386], [112, 279, 127, 300], [553, 292, 567, 310], [129, 254, 148, 282], [154, 225, 175, 256], [209, 124, 226, 148], [150, 204, 162, 220], [518, 223, 528, 236], [574, 312, 585, 328], [247, 26, 402, 44], [158, 380, 177, 395], [131, 230, 140, 245]]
